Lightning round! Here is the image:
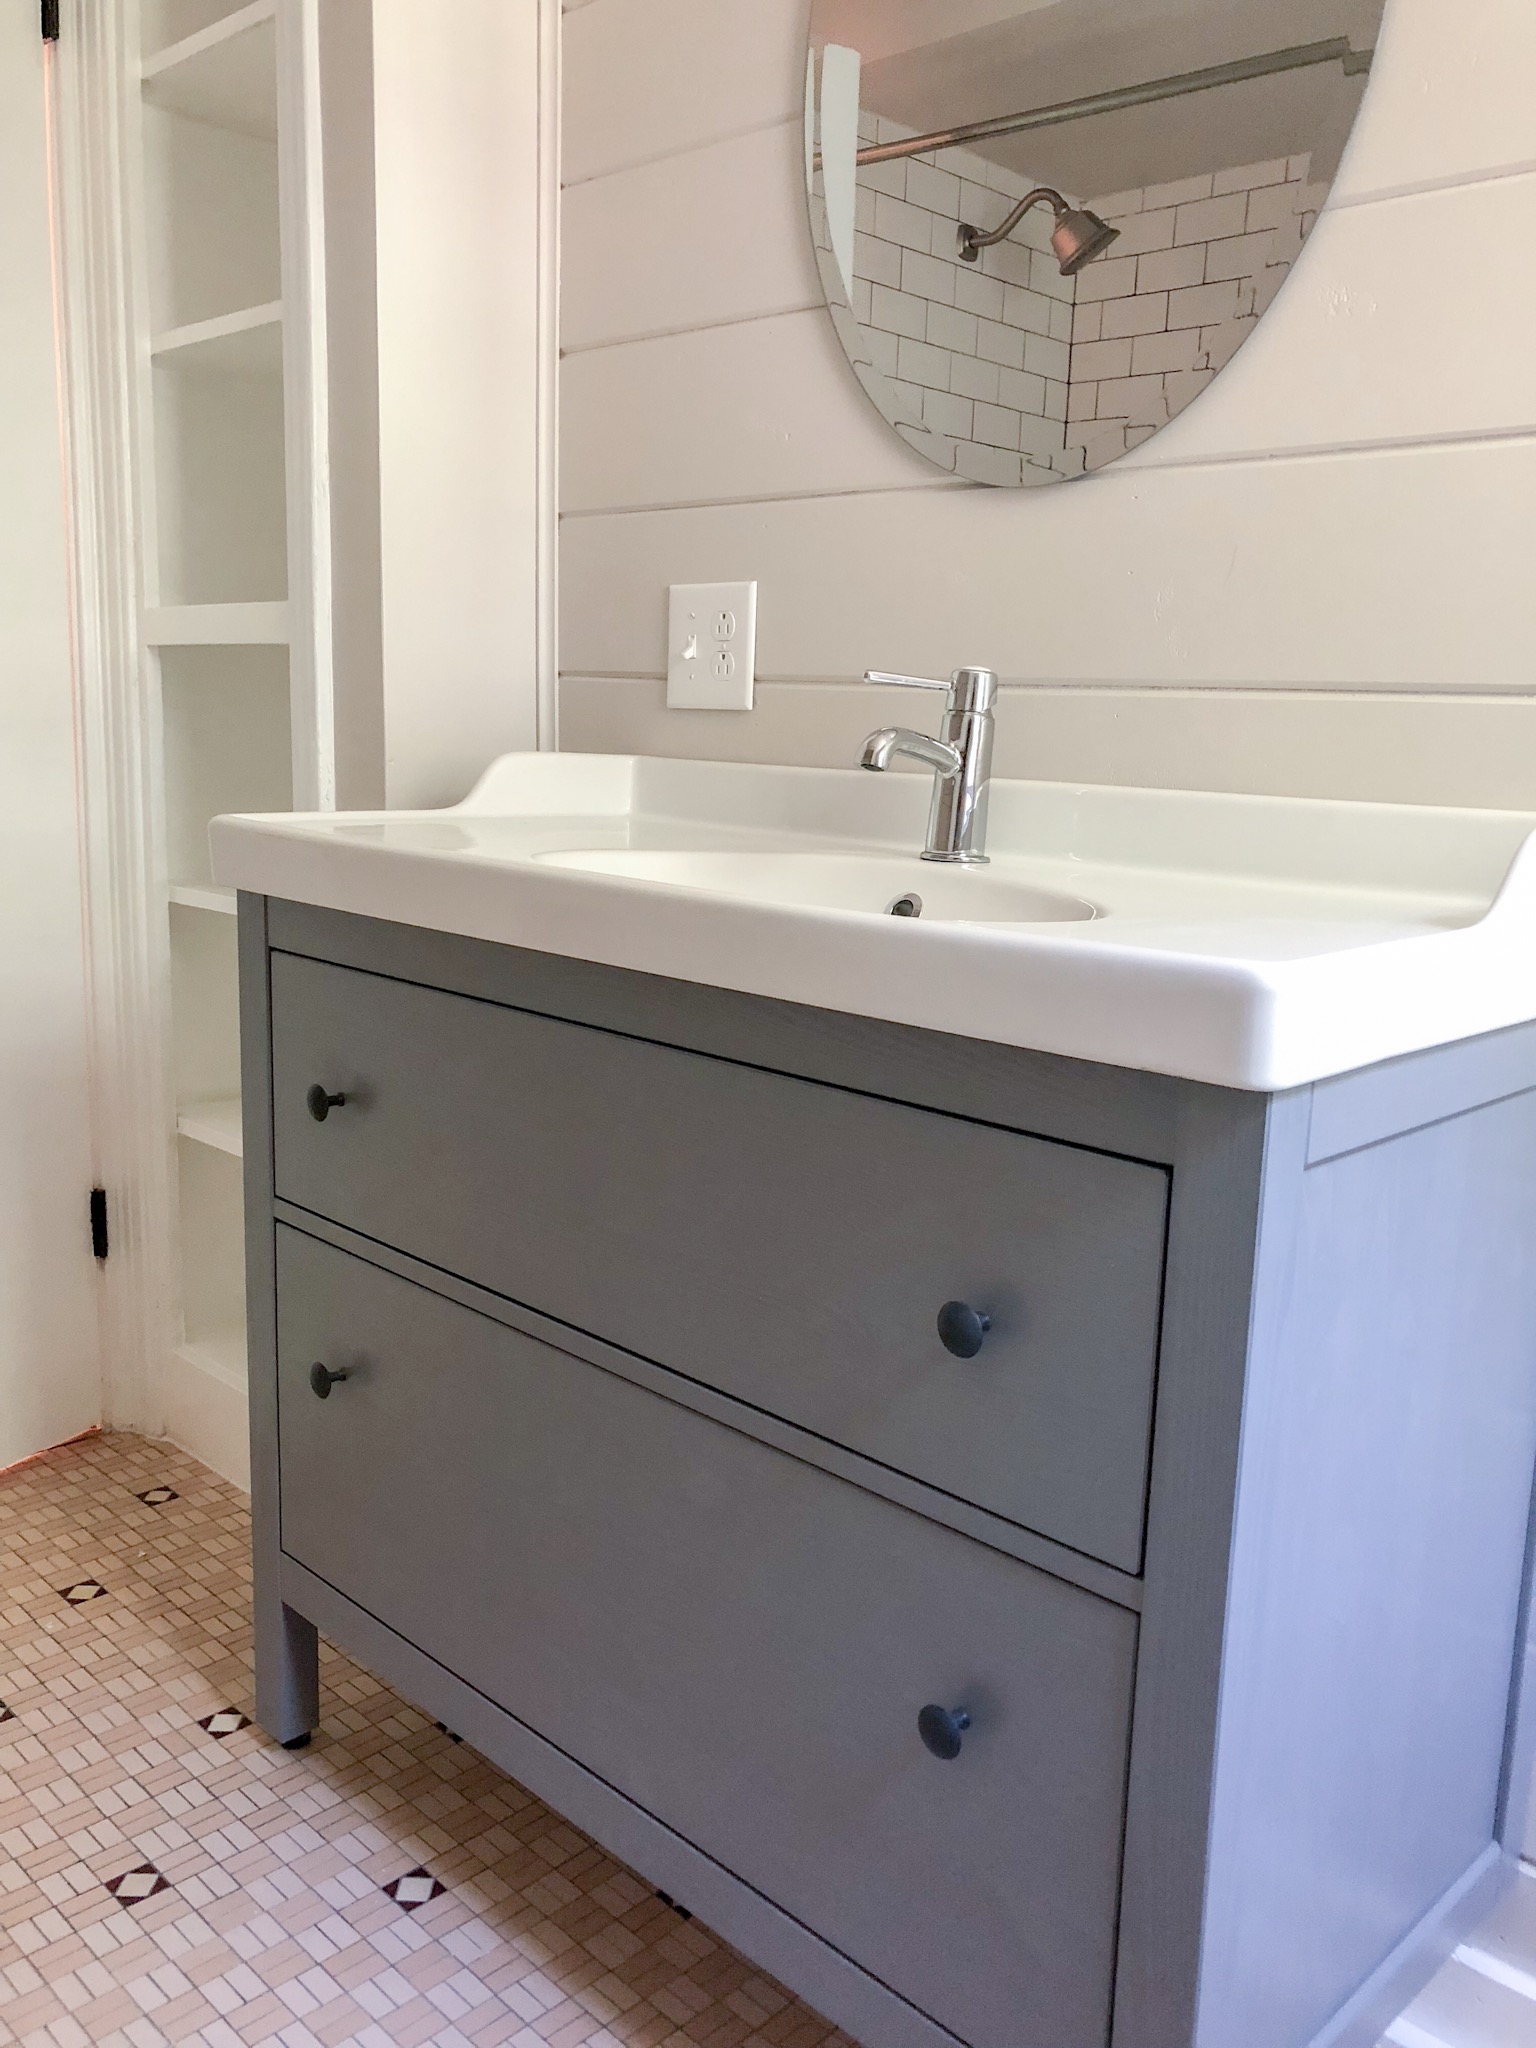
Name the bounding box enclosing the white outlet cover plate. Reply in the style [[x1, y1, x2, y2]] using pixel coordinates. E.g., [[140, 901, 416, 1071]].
[[668, 582, 757, 711]]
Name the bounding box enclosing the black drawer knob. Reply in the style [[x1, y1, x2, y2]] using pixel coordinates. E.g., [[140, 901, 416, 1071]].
[[309, 1361, 350, 1400], [937, 1300, 991, 1358], [918, 1704, 972, 1761], [306, 1084, 347, 1123]]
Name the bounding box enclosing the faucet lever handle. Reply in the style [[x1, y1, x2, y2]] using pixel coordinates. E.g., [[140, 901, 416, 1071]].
[[865, 667, 998, 715]]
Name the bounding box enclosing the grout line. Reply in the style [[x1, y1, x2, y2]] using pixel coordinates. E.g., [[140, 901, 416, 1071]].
[[1331, 160, 1536, 212], [559, 478, 970, 520], [556, 676, 1536, 704], [1454, 1942, 1536, 2003], [1382, 2018, 1454, 2048], [561, 300, 822, 358], [562, 111, 800, 192], [558, 424, 1536, 521], [558, 113, 1535, 210], [1120, 423, 1536, 476], [560, 119, 1536, 210]]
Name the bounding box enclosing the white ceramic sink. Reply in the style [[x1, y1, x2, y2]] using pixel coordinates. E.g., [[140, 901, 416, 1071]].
[[531, 848, 1097, 925], [210, 753, 1536, 1090]]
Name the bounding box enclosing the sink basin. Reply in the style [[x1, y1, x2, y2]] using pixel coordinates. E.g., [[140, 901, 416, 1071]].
[[532, 848, 1096, 925], [209, 751, 1536, 1091]]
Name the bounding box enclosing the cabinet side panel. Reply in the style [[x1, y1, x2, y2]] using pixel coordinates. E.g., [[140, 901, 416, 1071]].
[[1114, 1086, 1280, 2047], [1198, 1090, 1536, 2047], [240, 891, 318, 1741]]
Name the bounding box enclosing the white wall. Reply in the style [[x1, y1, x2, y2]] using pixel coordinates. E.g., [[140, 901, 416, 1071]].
[[0, 21, 102, 1466], [557, 0, 1536, 809]]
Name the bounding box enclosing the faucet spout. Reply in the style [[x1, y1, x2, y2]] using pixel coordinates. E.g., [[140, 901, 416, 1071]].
[[861, 728, 964, 777], [857, 665, 998, 863]]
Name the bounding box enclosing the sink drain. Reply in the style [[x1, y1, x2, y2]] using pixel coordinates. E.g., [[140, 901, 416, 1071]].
[[888, 893, 923, 918]]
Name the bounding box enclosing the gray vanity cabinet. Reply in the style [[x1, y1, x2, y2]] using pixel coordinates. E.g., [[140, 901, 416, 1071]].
[[240, 897, 1536, 2048]]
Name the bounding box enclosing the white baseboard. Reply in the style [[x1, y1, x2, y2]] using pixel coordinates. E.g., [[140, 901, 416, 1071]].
[[161, 1343, 251, 1492]]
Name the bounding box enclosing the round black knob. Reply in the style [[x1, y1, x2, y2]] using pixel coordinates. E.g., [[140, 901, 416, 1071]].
[[918, 1704, 972, 1761], [309, 1361, 350, 1400], [937, 1300, 991, 1359], [306, 1084, 347, 1122]]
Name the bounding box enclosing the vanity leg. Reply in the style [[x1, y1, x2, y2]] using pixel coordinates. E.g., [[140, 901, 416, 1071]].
[[256, 1596, 319, 1748]]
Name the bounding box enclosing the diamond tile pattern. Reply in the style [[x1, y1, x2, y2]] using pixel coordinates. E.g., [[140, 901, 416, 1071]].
[[106, 1863, 172, 1905], [197, 1712, 253, 1741], [58, 1579, 107, 1605], [0, 1432, 858, 2048], [383, 1870, 447, 1913]]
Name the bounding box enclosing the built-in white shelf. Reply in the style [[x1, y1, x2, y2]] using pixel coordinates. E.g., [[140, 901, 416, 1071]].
[[177, 1095, 243, 1157], [175, 1332, 247, 1391], [152, 301, 282, 378], [169, 882, 238, 916], [133, 0, 310, 1492], [141, 1, 277, 139], [146, 601, 289, 646]]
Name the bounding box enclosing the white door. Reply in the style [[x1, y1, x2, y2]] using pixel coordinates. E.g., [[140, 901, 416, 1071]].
[[0, 14, 101, 1466]]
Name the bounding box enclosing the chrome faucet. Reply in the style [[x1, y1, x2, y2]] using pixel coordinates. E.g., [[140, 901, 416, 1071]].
[[860, 668, 998, 864]]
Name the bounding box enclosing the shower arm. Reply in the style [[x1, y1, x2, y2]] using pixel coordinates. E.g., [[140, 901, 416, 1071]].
[[961, 186, 1067, 256]]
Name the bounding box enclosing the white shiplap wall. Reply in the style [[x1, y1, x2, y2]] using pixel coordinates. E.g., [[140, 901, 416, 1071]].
[[558, 0, 1536, 808]]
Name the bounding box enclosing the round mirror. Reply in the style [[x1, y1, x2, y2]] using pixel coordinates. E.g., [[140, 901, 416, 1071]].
[[806, 1, 1385, 484]]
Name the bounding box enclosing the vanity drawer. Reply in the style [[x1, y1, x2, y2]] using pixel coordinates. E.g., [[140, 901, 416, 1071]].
[[276, 1226, 1134, 2048], [271, 950, 1168, 1572]]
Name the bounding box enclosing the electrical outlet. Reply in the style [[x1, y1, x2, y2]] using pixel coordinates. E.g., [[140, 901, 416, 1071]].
[[667, 582, 757, 710]]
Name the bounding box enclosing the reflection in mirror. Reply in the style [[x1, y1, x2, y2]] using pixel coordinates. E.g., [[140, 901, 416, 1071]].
[[806, 2, 1385, 484]]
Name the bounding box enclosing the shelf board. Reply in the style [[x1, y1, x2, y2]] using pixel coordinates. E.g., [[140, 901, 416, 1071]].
[[141, 1, 278, 140], [145, 601, 288, 646], [177, 1096, 243, 1158], [169, 883, 238, 916], [175, 1332, 247, 1391], [152, 301, 282, 379]]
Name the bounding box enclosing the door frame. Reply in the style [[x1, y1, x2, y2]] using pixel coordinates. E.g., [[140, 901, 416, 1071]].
[[49, 0, 174, 1444]]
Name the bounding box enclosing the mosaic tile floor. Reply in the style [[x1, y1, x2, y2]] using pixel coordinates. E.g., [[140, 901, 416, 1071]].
[[0, 1432, 857, 2048]]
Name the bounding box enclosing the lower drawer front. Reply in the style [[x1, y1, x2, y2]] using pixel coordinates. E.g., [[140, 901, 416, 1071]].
[[270, 949, 1169, 1573], [277, 1227, 1135, 2048]]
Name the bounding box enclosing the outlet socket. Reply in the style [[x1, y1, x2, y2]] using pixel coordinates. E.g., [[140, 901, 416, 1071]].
[[667, 582, 757, 710]]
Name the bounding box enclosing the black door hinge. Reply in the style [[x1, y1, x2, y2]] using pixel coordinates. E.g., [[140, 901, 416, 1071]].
[[89, 1188, 109, 1261], [42, 0, 60, 42]]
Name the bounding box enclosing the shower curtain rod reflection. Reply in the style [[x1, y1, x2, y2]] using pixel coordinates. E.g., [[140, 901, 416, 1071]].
[[847, 36, 1374, 167]]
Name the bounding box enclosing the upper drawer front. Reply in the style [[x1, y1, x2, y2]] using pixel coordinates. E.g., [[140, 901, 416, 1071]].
[[277, 1226, 1134, 2048], [271, 950, 1168, 1572]]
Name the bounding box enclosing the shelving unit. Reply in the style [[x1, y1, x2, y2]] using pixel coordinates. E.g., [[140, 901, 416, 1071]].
[[145, 601, 291, 645], [176, 1097, 243, 1157], [151, 301, 283, 380], [141, 3, 279, 138], [168, 883, 237, 915], [57, 0, 551, 1484], [130, 0, 329, 1479], [175, 1331, 250, 1389]]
